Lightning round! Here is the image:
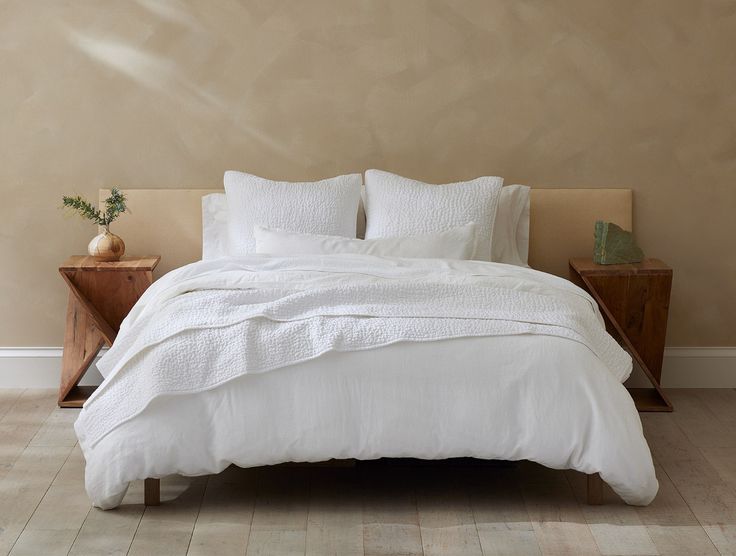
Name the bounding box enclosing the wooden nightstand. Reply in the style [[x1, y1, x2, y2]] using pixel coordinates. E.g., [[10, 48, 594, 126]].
[[58, 255, 160, 407], [569, 258, 673, 412]]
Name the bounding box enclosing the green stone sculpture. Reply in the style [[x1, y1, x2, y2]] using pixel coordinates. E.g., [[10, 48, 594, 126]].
[[593, 221, 644, 264]]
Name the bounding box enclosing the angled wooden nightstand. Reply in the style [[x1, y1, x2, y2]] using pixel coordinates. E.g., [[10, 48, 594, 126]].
[[569, 258, 673, 412], [58, 255, 160, 407]]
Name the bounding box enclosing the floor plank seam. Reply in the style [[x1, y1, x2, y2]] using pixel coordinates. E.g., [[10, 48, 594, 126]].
[[64, 441, 90, 556], [184, 475, 209, 556], [66, 506, 92, 556], [360, 472, 367, 556], [690, 441, 736, 500], [412, 482, 425, 556], [0, 389, 25, 421], [652, 454, 722, 555], [303, 469, 312, 556], [242, 483, 257, 556], [562, 470, 604, 555], [468, 490, 484, 556], [7, 441, 75, 555], [1, 393, 58, 475], [245, 474, 264, 556], [126, 502, 148, 556]]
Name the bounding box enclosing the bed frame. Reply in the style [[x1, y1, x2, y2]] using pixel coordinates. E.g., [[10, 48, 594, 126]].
[[102, 187, 632, 506]]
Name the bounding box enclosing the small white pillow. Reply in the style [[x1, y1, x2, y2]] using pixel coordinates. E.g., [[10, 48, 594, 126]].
[[224, 171, 362, 256], [254, 222, 478, 260], [492, 185, 530, 266], [363, 170, 503, 261]]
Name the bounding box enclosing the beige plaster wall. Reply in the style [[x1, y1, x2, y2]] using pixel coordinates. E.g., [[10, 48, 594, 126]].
[[1, 0, 734, 347]]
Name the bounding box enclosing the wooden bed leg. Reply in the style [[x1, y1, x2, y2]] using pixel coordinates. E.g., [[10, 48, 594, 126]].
[[144, 478, 160, 506], [587, 473, 604, 505]]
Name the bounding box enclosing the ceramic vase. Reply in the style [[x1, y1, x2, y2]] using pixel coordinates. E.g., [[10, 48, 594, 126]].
[[88, 230, 125, 261]]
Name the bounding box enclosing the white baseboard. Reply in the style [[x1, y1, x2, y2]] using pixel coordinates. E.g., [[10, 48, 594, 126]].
[[0, 348, 104, 388], [0, 346, 734, 389], [623, 347, 735, 388], [660, 347, 736, 388]]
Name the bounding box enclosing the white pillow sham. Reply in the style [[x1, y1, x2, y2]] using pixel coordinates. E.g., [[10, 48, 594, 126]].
[[202, 180, 530, 265], [202, 193, 230, 260], [363, 169, 503, 261], [492, 185, 530, 267], [254, 222, 478, 260], [224, 171, 362, 256]]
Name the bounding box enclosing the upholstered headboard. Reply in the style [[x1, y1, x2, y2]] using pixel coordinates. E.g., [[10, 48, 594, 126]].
[[101, 188, 632, 278]]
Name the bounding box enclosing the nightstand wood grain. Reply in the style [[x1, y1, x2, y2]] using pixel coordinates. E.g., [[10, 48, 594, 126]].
[[569, 257, 673, 412], [58, 255, 160, 407]]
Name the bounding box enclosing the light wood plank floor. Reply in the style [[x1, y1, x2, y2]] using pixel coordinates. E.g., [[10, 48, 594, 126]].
[[0, 388, 734, 555]]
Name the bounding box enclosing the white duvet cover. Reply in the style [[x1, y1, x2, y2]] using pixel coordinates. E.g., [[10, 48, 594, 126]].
[[75, 255, 658, 509]]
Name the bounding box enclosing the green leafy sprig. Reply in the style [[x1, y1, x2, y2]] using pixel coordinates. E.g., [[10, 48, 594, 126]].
[[62, 187, 128, 231]]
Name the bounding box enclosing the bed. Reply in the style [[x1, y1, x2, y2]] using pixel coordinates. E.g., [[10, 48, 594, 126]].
[[74, 183, 657, 510]]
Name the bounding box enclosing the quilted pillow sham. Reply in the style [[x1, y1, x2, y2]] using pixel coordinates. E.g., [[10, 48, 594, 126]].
[[492, 185, 530, 267], [253, 222, 477, 260], [201, 193, 230, 260], [363, 170, 503, 261], [224, 171, 362, 256]]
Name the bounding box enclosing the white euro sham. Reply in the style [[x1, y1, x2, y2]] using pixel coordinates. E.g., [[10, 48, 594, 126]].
[[363, 169, 503, 261], [203, 179, 530, 265], [492, 185, 530, 266], [224, 171, 362, 256], [201, 193, 230, 260], [254, 223, 477, 260]]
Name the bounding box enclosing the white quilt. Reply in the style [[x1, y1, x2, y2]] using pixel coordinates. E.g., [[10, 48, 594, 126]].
[[75, 255, 658, 508]]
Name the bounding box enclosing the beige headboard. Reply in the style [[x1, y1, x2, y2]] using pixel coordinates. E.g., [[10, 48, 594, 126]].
[[101, 188, 632, 278]]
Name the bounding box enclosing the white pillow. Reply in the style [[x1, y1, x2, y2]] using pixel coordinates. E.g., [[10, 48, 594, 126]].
[[363, 170, 503, 261], [202, 192, 371, 259], [492, 185, 530, 266], [254, 222, 477, 260], [224, 171, 362, 256]]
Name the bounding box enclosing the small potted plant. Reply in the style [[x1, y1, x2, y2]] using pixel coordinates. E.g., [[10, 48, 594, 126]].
[[62, 188, 128, 261]]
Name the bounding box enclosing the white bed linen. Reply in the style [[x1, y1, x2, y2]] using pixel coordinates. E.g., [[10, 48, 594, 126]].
[[75, 255, 658, 508]]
